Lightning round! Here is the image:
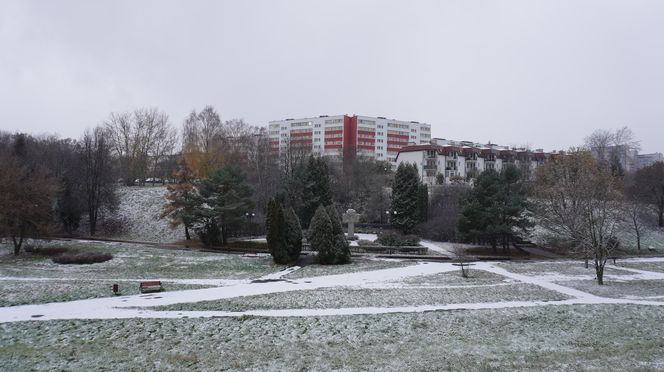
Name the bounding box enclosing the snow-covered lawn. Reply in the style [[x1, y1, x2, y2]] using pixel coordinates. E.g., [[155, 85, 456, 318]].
[[1, 238, 664, 370], [0, 280, 210, 307], [0, 241, 282, 280], [283, 257, 412, 279], [1, 305, 663, 371], [154, 283, 570, 312]]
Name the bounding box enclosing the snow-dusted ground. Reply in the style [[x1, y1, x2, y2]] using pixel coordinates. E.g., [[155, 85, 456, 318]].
[[98, 186, 186, 243], [2, 241, 664, 370], [1, 256, 663, 323]]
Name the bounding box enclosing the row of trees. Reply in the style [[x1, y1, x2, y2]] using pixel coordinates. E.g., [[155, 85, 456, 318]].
[[0, 130, 116, 254]]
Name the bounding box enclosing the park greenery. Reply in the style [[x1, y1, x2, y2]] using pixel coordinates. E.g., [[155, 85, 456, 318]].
[[0, 112, 663, 280]]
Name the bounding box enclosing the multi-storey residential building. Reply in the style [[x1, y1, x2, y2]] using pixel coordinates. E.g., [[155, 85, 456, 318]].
[[397, 138, 552, 185], [268, 114, 431, 164], [636, 153, 664, 169]]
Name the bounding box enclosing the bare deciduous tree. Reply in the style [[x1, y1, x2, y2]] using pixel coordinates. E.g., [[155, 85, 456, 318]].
[[534, 150, 623, 285], [105, 108, 177, 185], [81, 127, 117, 236], [585, 126, 640, 176]]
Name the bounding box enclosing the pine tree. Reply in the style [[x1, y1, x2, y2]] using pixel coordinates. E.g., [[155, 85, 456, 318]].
[[284, 206, 303, 262], [161, 158, 199, 240], [325, 204, 351, 264], [266, 199, 288, 263], [418, 183, 429, 223], [197, 165, 254, 245], [457, 167, 531, 251], [308, 205, 336, 264], [390, 163, 420, 234], [300, 156, 333, 228]]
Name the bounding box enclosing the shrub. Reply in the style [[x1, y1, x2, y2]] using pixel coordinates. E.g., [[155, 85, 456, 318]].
[[224, 240, 269, 251], [52, 251, 113, 264], [377, 232, 420, 246], [196, 218, 222, 246], [309, 205, 350, 265], [25, 245, 71, 257], [357, 239, 378, 247]]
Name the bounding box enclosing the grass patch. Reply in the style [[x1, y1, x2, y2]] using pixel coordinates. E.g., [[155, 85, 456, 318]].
[[556, 279, 664, 299], [0, 280, 211, 307], [1, 305, 662, 371], [0, 240, 282, 280], [153, 283, 570, 312], [283, 258, 412, 280], [496, 261, 635, 277]]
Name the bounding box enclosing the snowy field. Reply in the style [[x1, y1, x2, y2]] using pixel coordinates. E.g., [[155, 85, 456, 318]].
[[1, 240, 664, 370]]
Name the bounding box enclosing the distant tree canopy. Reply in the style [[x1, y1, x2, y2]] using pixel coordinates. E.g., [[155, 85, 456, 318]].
[[0, 138, 57, 255], [457, 166, 531, 251], [632, 162, 664, 227]]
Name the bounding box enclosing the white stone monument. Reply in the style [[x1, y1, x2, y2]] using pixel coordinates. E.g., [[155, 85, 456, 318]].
[[342, 209, 360, 240]]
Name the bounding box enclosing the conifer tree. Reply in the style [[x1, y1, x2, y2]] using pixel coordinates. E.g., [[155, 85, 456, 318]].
[[325, 204, 351, 264], [284, 206, 303, 261], [266, 199, 288, 263], [458, 166, 531, 251], [390, 163, 420, 233], [308, 205, 336, 264], [197, 165, 253, 245], [300, 156, 333, 228], [266, 200, 303, 264]]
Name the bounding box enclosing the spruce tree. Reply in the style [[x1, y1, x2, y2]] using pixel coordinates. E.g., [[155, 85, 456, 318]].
[[390, 163, 420, 234], [325, 204, 351, 264], [284, 206, 303, 262], [418, 183, 429, 222], [266, 200, 303, 264], [197, 165, 253, 245], [308, 205, 336, 264], [266, 199, 288, 263], [300, 156, 333, 228], [457, 167, 531, 251]]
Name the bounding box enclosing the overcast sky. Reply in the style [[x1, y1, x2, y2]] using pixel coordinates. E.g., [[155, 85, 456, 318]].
[[1, 1, 663, 152]]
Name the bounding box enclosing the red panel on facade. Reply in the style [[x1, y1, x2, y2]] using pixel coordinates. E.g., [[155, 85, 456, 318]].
[[387, 140, 408, 146], [325, 144, 343, 149], [357, 130, 376, 136], [343, 115, 358, 162], [358, 145, 375, 150], [290, 131, 313, 137], [387, 134, 409, 140], [290, 139, 312, 143], [324, 130, 343, 135], [357, 138, 376, 143]]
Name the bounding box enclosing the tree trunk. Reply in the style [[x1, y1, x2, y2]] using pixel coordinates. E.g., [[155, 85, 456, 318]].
[[596, 263, 604, 285], [185, 225, 191, 241], [636, 229, 641, 251], [11, 235, 23, 256], [659, 208, 663, 228]]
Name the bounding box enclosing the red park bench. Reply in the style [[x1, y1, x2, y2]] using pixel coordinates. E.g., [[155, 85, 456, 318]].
[[139, 281, 163, 293]]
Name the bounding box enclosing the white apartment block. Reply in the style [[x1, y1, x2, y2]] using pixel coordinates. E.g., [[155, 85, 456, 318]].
[[268, 114, 432, 164], [397, 138, 550, 185], [636, 153, 664, 169]]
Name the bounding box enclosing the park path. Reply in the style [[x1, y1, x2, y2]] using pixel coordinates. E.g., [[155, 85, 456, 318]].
[[1, 259, 663, 323]]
